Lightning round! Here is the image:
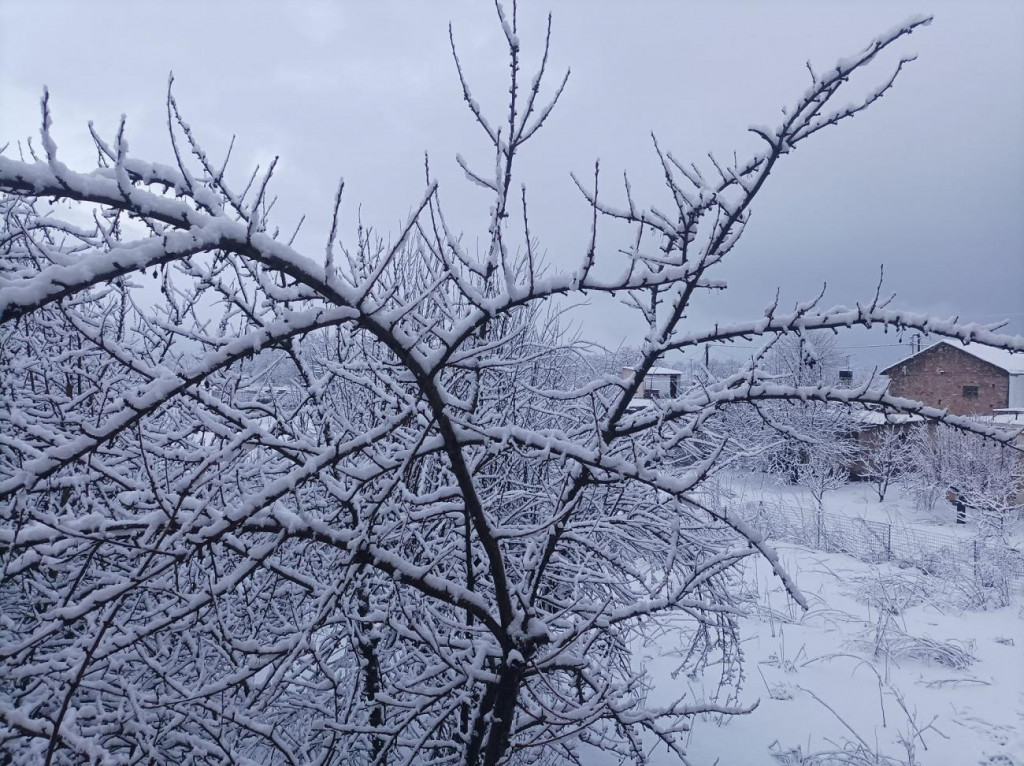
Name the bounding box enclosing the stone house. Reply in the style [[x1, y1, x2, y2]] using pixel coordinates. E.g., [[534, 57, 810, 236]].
[[880, 341, 1024, 416]]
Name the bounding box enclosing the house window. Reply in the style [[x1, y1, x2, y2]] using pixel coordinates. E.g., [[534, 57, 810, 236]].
[[962, 385, 979, 398]]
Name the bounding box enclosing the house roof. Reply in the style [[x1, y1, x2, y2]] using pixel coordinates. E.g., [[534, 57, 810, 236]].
[[852, 410, 924, 427], [624, 366, 682, 376], [851, 409, 1024, 441], [881, 341, 1024, 376]]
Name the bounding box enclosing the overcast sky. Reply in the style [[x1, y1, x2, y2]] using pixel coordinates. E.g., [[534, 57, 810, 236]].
[[2, 1, 1022, 369]]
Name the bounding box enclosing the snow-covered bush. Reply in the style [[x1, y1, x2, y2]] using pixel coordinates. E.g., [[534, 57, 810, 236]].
[[856, 622, 976, 670], [1, 6, 1020, 765]]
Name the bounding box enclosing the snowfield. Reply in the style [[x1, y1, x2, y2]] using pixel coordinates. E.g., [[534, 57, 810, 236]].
[[712, 472, 1023, 546], [642, 544, 1024, 765], [599, 473, 1024, 766]]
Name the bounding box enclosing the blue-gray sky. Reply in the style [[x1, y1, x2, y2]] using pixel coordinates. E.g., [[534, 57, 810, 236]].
[[2, 1, 1021, 369]]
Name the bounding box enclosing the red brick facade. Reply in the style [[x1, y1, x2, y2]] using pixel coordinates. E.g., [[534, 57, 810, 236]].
[[883, 344, 1009, 415]]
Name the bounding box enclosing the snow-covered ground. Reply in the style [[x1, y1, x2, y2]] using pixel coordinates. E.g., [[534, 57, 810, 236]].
[[584, 476, 1024, 765], [711, 472, 1024, 547], [638, 544, 1023, 765]]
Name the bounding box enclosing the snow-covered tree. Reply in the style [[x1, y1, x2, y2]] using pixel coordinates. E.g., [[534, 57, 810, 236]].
[[760, 331, 850, 388], [1, 6, 1022, 765], [859, 423, 913, 501], [735, 334, 861, 507], [906, 423, 1024, 536], [757, 401, 860, 508]]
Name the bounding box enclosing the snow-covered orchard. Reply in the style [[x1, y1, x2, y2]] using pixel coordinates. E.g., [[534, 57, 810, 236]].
[[1, 3, 1022, 764]]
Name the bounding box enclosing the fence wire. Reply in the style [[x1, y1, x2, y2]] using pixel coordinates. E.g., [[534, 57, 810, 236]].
[[740, 500, 1024, 589]]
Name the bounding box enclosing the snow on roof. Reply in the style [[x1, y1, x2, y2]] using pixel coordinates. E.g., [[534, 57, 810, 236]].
[[881, 341, 1024, 376], [852, 409, 1023, 438], [624, 398, 655, 411], [958, 343, 1024, 374], [851, 410, 924, 427], [624, 366, 682, 376]]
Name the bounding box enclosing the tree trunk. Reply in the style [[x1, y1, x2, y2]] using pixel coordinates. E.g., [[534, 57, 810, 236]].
[[480, 664, 524, 766]]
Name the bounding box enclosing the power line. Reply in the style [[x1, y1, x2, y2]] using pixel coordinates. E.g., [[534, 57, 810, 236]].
[[697, 341, 911, 351]]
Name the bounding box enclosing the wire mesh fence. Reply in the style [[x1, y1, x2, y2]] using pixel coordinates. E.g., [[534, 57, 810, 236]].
[[740, 499, 1024, 589]]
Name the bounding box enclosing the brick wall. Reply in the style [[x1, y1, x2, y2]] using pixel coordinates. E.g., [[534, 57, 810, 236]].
[[885, 344, 1009, 415]]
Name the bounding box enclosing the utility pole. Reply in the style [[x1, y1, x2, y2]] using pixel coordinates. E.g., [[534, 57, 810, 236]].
[[798, 335, 806, 384], [704, 344, 710, 368]]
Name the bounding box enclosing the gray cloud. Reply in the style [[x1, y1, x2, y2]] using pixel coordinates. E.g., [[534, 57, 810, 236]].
[[2, 0, 1021, 369]]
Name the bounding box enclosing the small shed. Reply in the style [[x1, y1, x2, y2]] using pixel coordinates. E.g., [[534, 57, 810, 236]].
[[622, 366, 683, 400]]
